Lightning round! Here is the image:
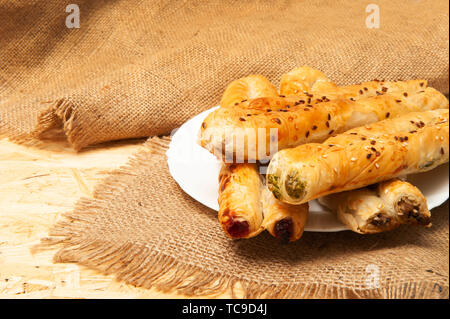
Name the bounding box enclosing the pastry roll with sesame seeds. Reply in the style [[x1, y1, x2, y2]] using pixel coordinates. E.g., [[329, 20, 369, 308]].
[[261, 187, 309, 242], [280, 67, 427, 100], [218, 163, 265, 238], [199, 88, 448, 161], [280, 66, 331, 96], [267, 109, 449, 205], [318, 179, 431, 234], [220, 75, 279, 108]]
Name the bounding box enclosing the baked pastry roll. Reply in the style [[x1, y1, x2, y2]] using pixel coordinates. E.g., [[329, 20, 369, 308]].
[[280, 66, 427, 99], [220, 75, 279, 108], [199, 88, 448, 161], [280, 66, 330, 95], [267, 109, 449, 204], [319, 179, 431, 234], [261, 187, 309, 242], [218, 163, 264, 238]]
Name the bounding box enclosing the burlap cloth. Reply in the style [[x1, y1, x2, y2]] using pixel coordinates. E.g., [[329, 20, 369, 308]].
[[1, 1, 449, 298]]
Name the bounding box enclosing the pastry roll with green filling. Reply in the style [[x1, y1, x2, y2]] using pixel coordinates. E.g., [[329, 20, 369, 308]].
[[261, 187, 309, 242], [267, 109, 449, 205], [199, 88, 448, 162], [319, 179, 431, 234], [218, 163, 265, 238]]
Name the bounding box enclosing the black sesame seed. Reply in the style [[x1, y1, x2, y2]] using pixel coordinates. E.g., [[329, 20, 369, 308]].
[[386, 112, 390, 118], [367, 153, 372, 159], [312, 125, 317, 130], [306, 131, 310, 137], [370, 140, 376, 145], [239, 117, 246, 121], [328, 113, 331, 120]]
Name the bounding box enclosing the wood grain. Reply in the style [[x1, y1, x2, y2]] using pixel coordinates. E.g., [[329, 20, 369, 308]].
[[0, 137, 232, 298]]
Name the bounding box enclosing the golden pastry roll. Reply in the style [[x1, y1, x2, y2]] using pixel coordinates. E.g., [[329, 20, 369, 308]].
[[319, 179, 431, 234], [267, 109, 449, 204], [280, 66, 427, 99], [261, 187, 308, 242], [218, 163, 264, 238], [199, 88, 448, 162], [220, 75, 279, 108], [280, 66, 331, 95]]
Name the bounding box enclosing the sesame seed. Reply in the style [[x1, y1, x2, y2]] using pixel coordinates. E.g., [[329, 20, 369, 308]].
[[239, 117, 246, 121], [272, 118, 281, 124], [306, 131, 310, 137], [328, 113, 331, 120], [396, 99, 402, 103], [312, 125, 317, 130], [329, 130, 334, 135], [376, 151, 381, 156], [441, 148, 445, 154], [322, 154, 328, 158], [382, 87, 388, 92], [375, 163, 380, 169], [367, 153, 372, 159], [351, 157, 357, 162], [326, 121, 330, 128], [403, 92, 408, 97], [370, 140, 376, 145], [386, 112, 390, 118], [364, 87, 368, 91], [359, 90, 363, 94]]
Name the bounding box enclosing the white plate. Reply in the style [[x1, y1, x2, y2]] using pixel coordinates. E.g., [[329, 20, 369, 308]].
[[167, 107, 449, 232]]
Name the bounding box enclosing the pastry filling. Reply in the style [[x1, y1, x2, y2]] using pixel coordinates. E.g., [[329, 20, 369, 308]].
[[284, 171, 306, 200], [396, 197, 430, 225], [370, 213, 391, 227], [267, 173, 282, 199], [274, 218, 293, 243]]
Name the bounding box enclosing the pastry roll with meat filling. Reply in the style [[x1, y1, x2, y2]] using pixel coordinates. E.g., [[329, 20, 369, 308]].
[[319, 179, 431, 234], [199, 88, 448, 161], [267, 109, 449, 205], [218, 163, 265, 238], [261, 187, 309, 242]]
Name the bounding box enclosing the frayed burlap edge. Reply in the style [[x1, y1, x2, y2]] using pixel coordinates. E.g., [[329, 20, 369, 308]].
[[0, 98, 91, 150], [35, 136, 449, 299]]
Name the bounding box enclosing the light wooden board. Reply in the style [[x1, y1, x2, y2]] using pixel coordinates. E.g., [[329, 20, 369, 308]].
[[0, 137, 233, 299]]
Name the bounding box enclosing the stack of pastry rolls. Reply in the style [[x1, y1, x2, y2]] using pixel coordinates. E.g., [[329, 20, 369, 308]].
[[199, 66, 449, 241]]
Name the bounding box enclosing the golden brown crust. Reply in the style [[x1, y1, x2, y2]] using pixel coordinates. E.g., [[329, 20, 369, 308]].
[[218, 163, 264, 238], [280, 66, 330, 95], [220, 75, 279, 108], [319, 179, 431, 234], [261, 187, 308, 242], [199, 88, 448, 161], [268, 109, 449, 204]]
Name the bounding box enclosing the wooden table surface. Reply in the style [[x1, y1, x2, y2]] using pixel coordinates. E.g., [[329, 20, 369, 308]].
[[0, 136, 235, 299]]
